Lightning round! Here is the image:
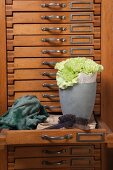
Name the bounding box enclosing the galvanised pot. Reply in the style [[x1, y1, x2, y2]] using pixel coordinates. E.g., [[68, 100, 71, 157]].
[[59, 82, 96, 121]]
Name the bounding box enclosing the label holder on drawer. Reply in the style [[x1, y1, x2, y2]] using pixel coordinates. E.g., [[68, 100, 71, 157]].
[[76, 132, 105, 142], [70, 23, 93, 33], [70, 35, 93, 44], [70, 13, 93, 22], [70, 47, 94, 56], [70, 1, 93, 10]]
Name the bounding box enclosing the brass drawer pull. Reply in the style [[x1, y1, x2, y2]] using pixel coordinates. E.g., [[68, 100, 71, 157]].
[[42, 134, 73, 140], [43, 94, 59, 98], [42, 61, 56, 66], [42, 49, 67, 54], [43, 83, 57, 87], [41, 3, 66, 8], [44, 105, 60, 109], [41, 27, 66, 32], [43, 149, 66, 154], [42, 160, 66, 166], [42, 72, 56, 76], [42, 38, 66, 43], [41, 15, 66, 20]]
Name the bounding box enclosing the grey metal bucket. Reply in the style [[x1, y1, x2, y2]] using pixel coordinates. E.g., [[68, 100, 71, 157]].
[[59, 82, 96, 120]]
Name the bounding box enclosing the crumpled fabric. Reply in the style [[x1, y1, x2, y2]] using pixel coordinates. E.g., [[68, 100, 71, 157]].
[[0, 95, 48, 130], [44, 114, 90, 130], [37, 114, 60, 130]]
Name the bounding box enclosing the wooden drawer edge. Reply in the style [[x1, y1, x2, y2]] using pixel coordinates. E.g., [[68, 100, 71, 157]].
[[5, 129, 106, 145]]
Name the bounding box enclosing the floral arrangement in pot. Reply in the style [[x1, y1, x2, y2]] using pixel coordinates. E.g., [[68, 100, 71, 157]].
[[55, 57, 103, 129]]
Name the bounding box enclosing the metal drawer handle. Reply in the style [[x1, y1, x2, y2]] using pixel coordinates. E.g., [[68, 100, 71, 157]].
[[41, 27, 66, 32], [42, 61, 56, 66], [44, 105, 60, 110], [43, 83, 57, 87], [42, 38, 66, 43], [43, 149, 66, 154], [42, 49, 67, 54], [41, 3, 66, 8], [42, 160, 66, 166], [41, 15, 66, 20], [42, 72, 56, 76], [43, 94, 59, 98], [42, 134, 73, 140]]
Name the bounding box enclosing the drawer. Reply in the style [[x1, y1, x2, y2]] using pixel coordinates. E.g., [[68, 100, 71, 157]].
[[6, 0, 100, 12], [7, 46, 99, 57], [7, 35, 100, 49], [13, 157, 100, 169], [9, 145, 100, 158], [6, 12, 100, 25], [13, 157, 99, 169], [7, 57, 101, 71], [7, 24, 100, 38], [8, 90, 100, 106], [7, 58, 101, 72], [6, 0, 102, 5], [7, 68, 100, 81], [8, 99, 100, 113], [5, 129, 106, 144], [7, 47, 101, 60], [11, 145, 100, 157]]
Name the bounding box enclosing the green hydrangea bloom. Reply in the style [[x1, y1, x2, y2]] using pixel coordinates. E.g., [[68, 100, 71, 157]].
[[55, 57, 104, 89]]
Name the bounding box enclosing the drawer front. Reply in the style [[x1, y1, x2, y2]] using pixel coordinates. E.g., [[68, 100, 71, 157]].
[[6, 0, 100, 12], [8, 100, 100, 113], [7, 24, 100, 37], [7, 35, 100, 49], [7, 12, 99, 24], [11, 145, 100, 157], [7, 57, 101, 70], [14, 157, 100, 169], [7, 47, 101, 58], [8, 91, 100, 103], [8, 79, 101, 92], [8, 69, 100, 82], [6, 129, 105, 144]]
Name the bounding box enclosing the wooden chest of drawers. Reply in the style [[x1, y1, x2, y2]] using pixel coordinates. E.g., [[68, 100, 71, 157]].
[[1, 0, 113, 170], [5, 0, 101, 115]]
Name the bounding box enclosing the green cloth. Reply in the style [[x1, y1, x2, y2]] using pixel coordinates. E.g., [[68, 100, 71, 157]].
[[0, 95, 48, 130]]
